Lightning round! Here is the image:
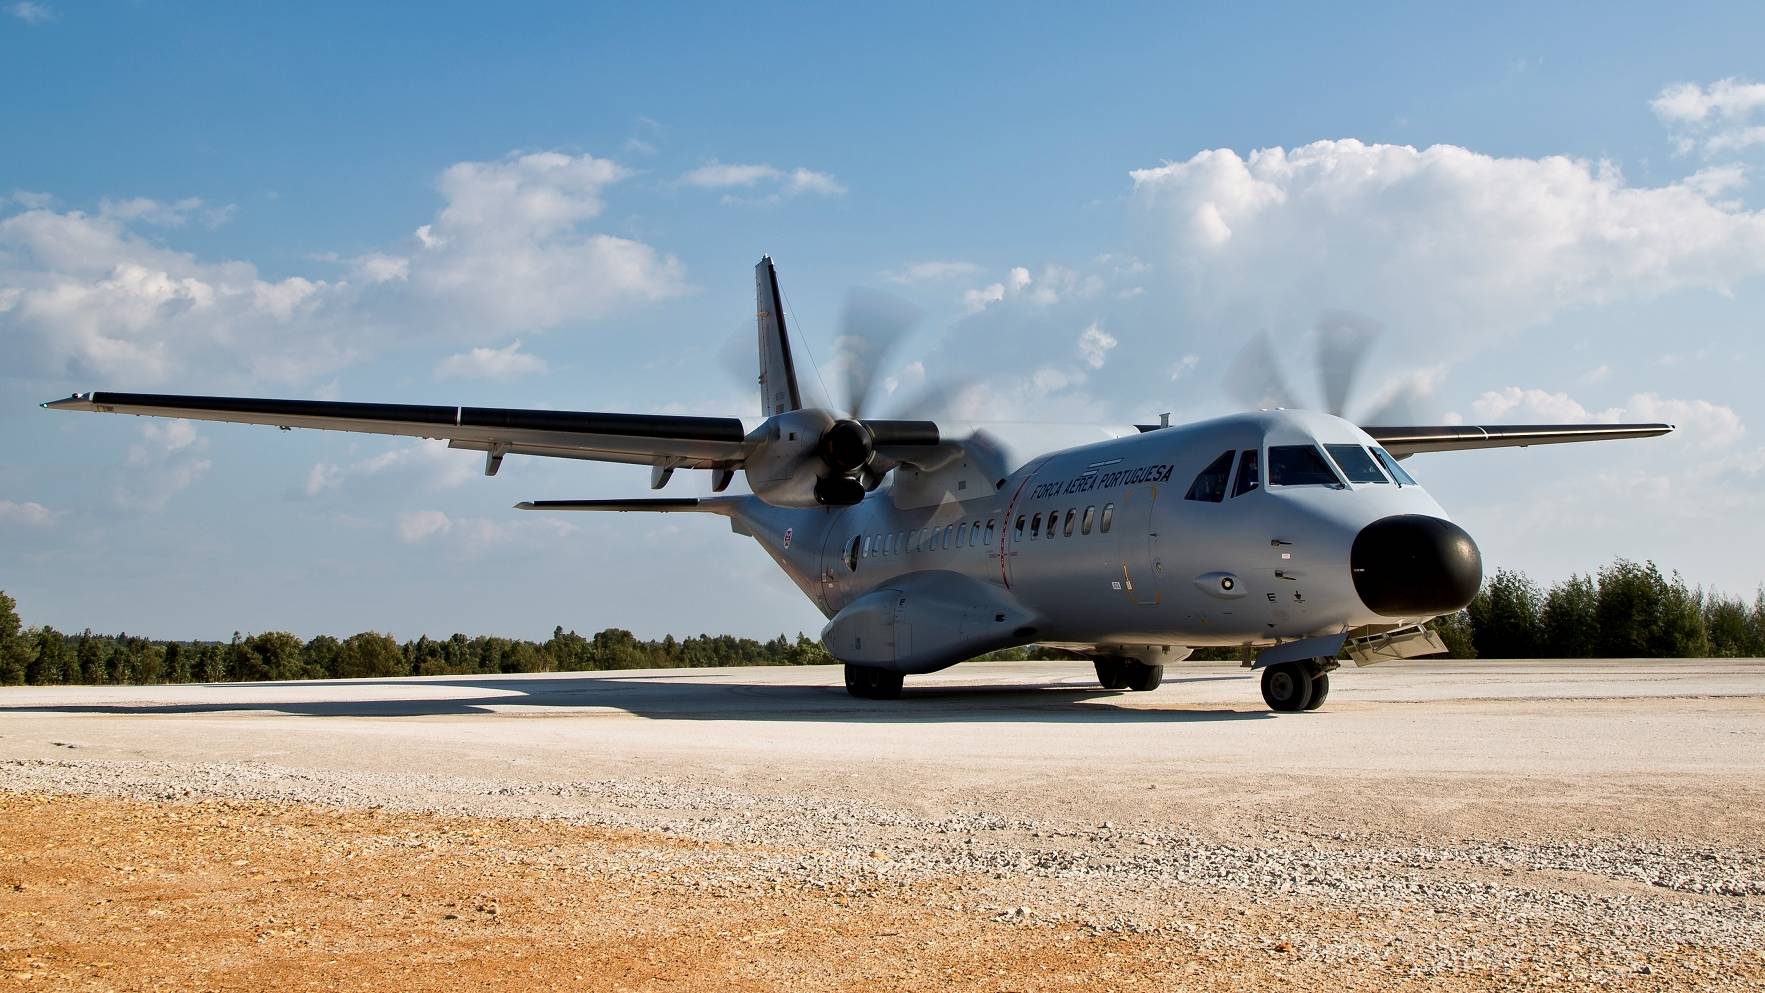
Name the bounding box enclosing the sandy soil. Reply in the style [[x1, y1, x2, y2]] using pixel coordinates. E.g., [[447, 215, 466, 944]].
[[2, 659, 1762, 990]]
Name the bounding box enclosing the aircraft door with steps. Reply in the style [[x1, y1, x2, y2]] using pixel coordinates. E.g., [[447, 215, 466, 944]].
[[1116, 485, 1162, 605]]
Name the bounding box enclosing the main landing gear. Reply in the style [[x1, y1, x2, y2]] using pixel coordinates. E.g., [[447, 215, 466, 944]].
[[1093, 656, 1164, 692], [1260, 658, 1336, 713], [844, 664, 904, 700]]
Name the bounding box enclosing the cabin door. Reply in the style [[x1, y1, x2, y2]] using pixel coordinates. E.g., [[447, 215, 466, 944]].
[[1115, 485, 1162, 605]]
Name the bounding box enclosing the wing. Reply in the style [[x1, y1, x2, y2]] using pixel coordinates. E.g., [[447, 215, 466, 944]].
[[1364, 422, 1675, 457], [43, 391, 749, 475]]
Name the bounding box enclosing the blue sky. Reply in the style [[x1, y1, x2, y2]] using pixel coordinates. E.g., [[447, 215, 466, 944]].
[[3, 2, 1764, 641]]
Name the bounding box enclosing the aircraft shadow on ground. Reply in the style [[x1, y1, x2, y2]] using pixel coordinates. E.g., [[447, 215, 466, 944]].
[[0, 670, 1271, 725]]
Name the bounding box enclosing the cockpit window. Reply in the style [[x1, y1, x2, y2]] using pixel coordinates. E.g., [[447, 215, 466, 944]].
[[1372, 447, 1419, 486], [1184, 450, 1235, 503], [1231, 450, 1259, 497], [1268, 445, 1343, 487], [1325, 444, 1389, 484]]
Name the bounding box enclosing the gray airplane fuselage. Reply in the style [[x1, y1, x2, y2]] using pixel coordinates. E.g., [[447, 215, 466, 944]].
[[725, 407, 1460, 673]]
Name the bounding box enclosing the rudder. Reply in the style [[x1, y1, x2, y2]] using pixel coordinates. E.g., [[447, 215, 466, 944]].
[[755, 255, 803, 417]]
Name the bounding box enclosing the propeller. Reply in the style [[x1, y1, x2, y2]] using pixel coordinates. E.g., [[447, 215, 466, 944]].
[[1225, 311, 1433, 425]]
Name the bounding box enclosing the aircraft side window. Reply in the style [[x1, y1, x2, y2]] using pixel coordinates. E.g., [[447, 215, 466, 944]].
[[873, 533, 882, 555], [970, 520, 981, 546], [1232, 450, 1260, 497], [1014, 516, 1026, 540], [1045, 511, 1057, 540], [862, 535, 872, 558], [846, 536, 860, 572], [943, 524, 955, 549], [957, 522, 968, 546], [1325, 443, 1388, 484], [1100, 503, 1114, 533], [1030, 513, 1042, 538], [985, 519, 996, 545], [1184, 450, 1236, 503], [1064, 508, 1076, 536], [1373, 447, 1418, 486], [919, 527, 930, 550], [901, 530, 909, 551], [1081, 506, 1094, 534]]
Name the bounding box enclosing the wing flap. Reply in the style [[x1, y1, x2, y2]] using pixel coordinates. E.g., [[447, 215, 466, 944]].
[[1364, 422, 1675, 456], [44, 391, 750, 467]]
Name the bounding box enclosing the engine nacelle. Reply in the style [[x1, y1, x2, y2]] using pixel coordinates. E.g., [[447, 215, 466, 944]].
[[743, 408, 841, 508]]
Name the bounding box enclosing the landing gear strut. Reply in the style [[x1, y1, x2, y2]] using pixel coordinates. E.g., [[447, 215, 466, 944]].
[[1260, 658, 1337, 713], [1094, 656, 1164, 692], [844, 664, 904, 700]]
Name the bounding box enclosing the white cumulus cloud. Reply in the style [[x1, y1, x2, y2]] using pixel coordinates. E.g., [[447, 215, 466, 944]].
[[678, 161, 846, 202], [0, 500, 58, 526], [1128, 140, 1765, 348], [434, 340, 548, 381], [1470, 387, 1744, 449], [1077, 322, 1117, 369], [1651, 78, 1765, 156], [8, 2, 53, 24]]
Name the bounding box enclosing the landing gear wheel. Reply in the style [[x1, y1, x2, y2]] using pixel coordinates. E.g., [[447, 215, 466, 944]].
[[1303, 670, 1331, 711], [844, 664, 904, 700], [1260, 662, 1314, 713], [1123, 661, 1164, 692], [1094, 658, 1130, 690]]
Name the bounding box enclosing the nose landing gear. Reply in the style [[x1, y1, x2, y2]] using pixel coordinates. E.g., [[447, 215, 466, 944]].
[[1260, 658, 1337, 712]]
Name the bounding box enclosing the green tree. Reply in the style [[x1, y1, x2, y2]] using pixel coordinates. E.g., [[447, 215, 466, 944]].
[[28, 626, 67, 685], [74, 631, 103, 684], [335, 632, 404, 678], [1540, 574, 1599, 658], [1467, 568, 1543, 658], [0, 591, 28, 685], [303, 635, 343, 679]]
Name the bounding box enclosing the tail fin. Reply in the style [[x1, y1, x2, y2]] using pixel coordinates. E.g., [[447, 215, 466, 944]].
[[756, 256, 803, 417]]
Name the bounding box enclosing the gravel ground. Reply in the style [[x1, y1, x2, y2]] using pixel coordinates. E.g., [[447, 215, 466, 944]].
[[2, 659, 1763, 990]]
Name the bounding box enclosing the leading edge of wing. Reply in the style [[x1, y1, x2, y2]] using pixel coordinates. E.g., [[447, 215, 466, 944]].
[[42, 391, 747, 443], [1364, 422, 1676, 456], [514, 498, 738, 514]]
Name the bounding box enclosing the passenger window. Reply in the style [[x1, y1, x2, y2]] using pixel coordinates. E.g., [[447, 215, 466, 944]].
[[1081, 506, 1094, 534], [1100, 503, 1114, 533], [1373, 447, 1419, 486], [985, 519, 996, 545], [971, 520, 981, 546], [1232, 450, 1260, 497], [1045, 511, 1057, 540], [846, 536, 860, 572], [957, 522, 968, 546], [1325, 444, 1388, 484], [1184, 450, 1236, 503], [873, 533, 882, 555], [1268, 445, 1343, 487], [1014, 516, 1026, 540], [919, 527, 930, 550], [1030, 513, 1042, 538], [862, 536, 872, 558], [1064, 509, 1076, 536], [943, 524, 955, 549]]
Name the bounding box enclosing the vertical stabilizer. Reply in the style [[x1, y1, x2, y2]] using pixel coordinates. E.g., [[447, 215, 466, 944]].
[[756, 256, 803, 417]]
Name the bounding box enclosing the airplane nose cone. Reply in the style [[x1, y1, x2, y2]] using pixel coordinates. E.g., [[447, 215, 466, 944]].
[[1351, 515, 1483, 617]]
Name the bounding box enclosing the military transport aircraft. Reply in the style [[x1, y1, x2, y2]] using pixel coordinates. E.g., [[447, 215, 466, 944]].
[[45, 257, 1673, 710]]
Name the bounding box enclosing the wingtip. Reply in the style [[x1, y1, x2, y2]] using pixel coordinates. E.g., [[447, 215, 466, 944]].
[[513, 501, 535, 511], [42, 393, 92, 411]]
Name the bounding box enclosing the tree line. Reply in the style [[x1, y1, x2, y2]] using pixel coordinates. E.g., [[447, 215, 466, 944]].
[[1, 559, 1760, 686], [1428, 558, 1765, 660], [0, 591, 833, 686]]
